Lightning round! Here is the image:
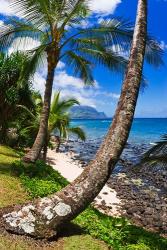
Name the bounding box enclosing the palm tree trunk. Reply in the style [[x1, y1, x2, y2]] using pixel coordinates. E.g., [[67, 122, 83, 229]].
[[23, 52, 57, 163], [42, 133, 49, 162], [56, 136, 61, 152], [1, 0, 147, 238], [0, 124, 6, 144]]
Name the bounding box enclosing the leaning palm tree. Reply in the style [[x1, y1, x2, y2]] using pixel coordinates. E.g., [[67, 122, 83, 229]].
[[1, 0, 153, 238], [0, 0, 163, 163]]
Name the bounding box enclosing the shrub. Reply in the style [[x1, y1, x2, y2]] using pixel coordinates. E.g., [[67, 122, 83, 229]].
[[11, 160, 68, 198]]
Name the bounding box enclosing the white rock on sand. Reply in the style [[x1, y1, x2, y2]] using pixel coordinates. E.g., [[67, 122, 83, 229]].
[[47, 149, 123, 217]]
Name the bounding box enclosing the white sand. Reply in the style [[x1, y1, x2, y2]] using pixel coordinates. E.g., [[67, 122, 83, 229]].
[[47, 149, 123, 217]]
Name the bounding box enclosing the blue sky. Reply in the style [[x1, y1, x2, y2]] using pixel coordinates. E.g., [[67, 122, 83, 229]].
[[0, 0, 167, 117]]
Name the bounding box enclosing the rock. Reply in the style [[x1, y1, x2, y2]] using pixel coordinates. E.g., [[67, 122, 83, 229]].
[[127, 207, 139, 214], [101, 200, 106, 206]]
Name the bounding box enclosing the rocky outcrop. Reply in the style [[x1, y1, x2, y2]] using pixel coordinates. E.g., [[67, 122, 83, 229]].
[[59, 139, 167, 235]]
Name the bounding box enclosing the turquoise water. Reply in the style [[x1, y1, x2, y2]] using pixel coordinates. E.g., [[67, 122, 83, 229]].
[[71, 118, 167, 145]]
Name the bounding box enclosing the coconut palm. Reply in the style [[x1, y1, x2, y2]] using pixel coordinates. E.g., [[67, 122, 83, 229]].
[[18, 92, 86, 159], [48, 92, 86, 152], [44, 92, 86, 159], [0, 0, 163, 162], [2, 0, 154, 238]]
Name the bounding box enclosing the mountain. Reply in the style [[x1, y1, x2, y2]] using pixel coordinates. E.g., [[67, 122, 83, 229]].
[[70, 106, 107, 119]]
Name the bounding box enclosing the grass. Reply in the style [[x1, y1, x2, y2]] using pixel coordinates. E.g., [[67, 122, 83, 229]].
[[0, 145, 109, 250], [0, 145, 167, 250], [0, 145, 29, 207], [0, 234, 108, 250], [63, 235, 109, 250]]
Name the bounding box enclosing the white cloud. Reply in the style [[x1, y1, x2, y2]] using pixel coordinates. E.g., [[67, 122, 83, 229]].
[[89, 0, 121, 15], [0, 0, 12, 15], [160, 40, 167, 50], [33, 72, 46, 95], [33, 67, 120, 116], [57, 61, 66, 70], [0, 20, 4, 26], [8, 37, 41, 54], [1, 0, 121, 18], [54, 70, 86, 89]]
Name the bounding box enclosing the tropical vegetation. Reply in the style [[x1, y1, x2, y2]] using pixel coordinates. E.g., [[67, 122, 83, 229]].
[[19, 91, 86, 159], [0, 0, 153, 239], [1, 145, 167, 250], [0, 0, 166, 249], [0, 52, 34, 144], [0, 0, 163, 162]]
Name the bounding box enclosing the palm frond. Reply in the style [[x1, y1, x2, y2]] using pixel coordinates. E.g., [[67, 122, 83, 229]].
[[68, 127, 86, 141], [64, 51, 94, 85], [49, 113, 69, 134], [145, 36, 164, 67], [61, 18, 132, 51], [16, 104, 36, 120], [11, 0, 53, 29], [0, 20, 43, 51], [19, 44, 48, 83], [60, 0, 90, 32], [77, 46, 128, 73], [51, 92, 80, 114]]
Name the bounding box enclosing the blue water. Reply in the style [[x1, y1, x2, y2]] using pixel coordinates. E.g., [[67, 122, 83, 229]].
[[71, 118, 167, 145]]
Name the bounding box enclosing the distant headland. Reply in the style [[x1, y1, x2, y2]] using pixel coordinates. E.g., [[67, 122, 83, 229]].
[[70, 106, 108, 119]]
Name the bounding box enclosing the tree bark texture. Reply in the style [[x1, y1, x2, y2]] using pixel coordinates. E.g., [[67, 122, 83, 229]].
[[1, 0, 147, 239], [23, 52, 57, 163]]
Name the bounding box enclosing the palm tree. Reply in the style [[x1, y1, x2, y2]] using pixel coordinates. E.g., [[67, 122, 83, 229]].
[[0, 0, 163, 163], [44, 92, 86, 160], [2, 0, 153, 238], [18, 92, 86, 160], [141, 134, 167, 166]]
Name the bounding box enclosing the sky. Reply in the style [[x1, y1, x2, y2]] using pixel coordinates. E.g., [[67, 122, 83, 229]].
[[0, 0, 167, 118]]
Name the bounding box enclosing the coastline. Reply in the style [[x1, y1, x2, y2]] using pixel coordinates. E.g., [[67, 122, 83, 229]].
[[47, 138, 167, 236], [47, 149, 123, 217]]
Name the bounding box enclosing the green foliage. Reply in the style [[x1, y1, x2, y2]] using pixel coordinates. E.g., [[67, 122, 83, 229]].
[[11, 160, 68, 198], [74, 208, 167, 250], [63, 235, 109, 250], [0, 1, 163, 92], [0, 52, 35, 145], [11, 158, 167, 250], [125, 244, 150, 250], [20, 176, 64, 198], [19, 92, 86, 149], [49, 92, 86, 141]]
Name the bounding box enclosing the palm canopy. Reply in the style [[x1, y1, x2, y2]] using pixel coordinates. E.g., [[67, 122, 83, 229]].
[[0, 0, 164, 85], [20, 91, 86, 141], [49, 92, 86, 141], [49, 92, 81, 137]]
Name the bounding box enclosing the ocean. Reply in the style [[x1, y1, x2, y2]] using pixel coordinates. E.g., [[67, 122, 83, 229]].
[[71, 118, 167, 145]]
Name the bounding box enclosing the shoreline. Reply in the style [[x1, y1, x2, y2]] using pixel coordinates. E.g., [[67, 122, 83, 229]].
[[47, 138, 167, 235], [47, 149, 124, 217]]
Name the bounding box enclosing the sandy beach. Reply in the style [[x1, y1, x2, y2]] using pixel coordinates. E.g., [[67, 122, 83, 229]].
[[47, 144, 167, 234], [47, 149, 123, 217]]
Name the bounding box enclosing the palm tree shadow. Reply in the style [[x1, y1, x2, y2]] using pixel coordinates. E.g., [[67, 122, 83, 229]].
[[57, 222, 85, 238], [47, 156, 57, 166]]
